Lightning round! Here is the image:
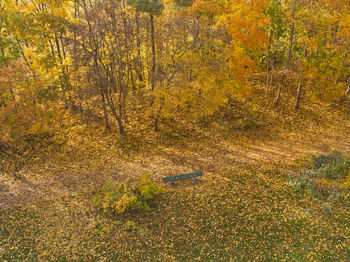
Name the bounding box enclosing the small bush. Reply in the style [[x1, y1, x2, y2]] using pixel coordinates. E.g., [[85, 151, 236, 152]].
[[287, 151, 350, 201], [94, 173, 165, 215], [124, 220, 137, 232], [311, 150, 350, 179]]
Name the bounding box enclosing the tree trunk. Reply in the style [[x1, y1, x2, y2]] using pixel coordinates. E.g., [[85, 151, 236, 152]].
[[286, 0, 298, 68], [154, 116, 159, 132], [100, 90, 110, 129], [274, 75, 285, 107], [346, 76, 350, 94], [150, 13, 156, 92], [105, 91, 126, 136], [274, 84, 282, 107], [135, 11, 143, 82], [265, 74, 270, 103], [265, 35, 272, 103], [116, 115, 126, 135]]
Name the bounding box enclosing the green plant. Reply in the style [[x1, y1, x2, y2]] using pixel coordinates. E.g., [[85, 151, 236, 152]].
[[288, 151, 350, 202], [94, 173, 165, 215], [137, 173, 164, 200], [311, 150, 350, 179], [124, 220, 137, 232], [287, 174, 312, 197]]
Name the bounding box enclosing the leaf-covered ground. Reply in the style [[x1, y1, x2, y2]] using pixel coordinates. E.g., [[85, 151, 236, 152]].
[[1, 164, 349, 261], [1, 99, 349, 209], [1, 84, 350, 260]]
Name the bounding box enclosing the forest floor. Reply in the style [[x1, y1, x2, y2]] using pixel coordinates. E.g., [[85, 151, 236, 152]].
[[1, 92, 349, 209], [1, 83, 350, 260]]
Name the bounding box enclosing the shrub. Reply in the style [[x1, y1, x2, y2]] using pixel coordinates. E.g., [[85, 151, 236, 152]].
[[124, 220, 137, 232], [311, 150, 350, 180], [287, 151, 350, 202], [137, 173, 164, 200], [94, 173, 165, 215]]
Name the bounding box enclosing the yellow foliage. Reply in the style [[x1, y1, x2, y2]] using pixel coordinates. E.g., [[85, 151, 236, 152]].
[[345, 174, 350, 189], [27, 122, 42, 135]]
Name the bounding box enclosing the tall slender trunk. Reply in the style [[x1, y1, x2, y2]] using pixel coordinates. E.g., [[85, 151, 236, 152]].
[[105, 89, 126, 135], [265, 35, 272, 103], [154, 116, 159, 132], [122, 12, 135, 92], [117, 103, 126, 135], [265, 73, 270, 103], [15, 38, 36, 78], [274, 84, 282, 107], [135, 11, 143, 82], [286, 0, 298, 68], [150, 13, 156, 92], [346, 76, 350, 95], [274, 75, 285, 107], [100, 90, 110, 129], [59, 34, 66, 59], [295, 47, 308, 109], [117, 118, 125, 135]]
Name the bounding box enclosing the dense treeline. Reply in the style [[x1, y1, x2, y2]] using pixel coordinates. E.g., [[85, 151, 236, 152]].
[[0, 0, 349, 137]]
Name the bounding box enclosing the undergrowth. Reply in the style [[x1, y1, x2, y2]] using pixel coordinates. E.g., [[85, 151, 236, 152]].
[[287, 150, 350, 202], [94, 173, 165, 215]]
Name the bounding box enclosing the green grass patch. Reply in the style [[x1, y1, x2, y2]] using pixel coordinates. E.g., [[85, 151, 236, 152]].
[[1, 165, 349, 260], [287, 150, 350, 202]]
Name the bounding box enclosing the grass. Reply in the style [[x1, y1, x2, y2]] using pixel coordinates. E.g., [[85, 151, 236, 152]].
[[287, 151, 350, 202], [1, 163, 349, 261]]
